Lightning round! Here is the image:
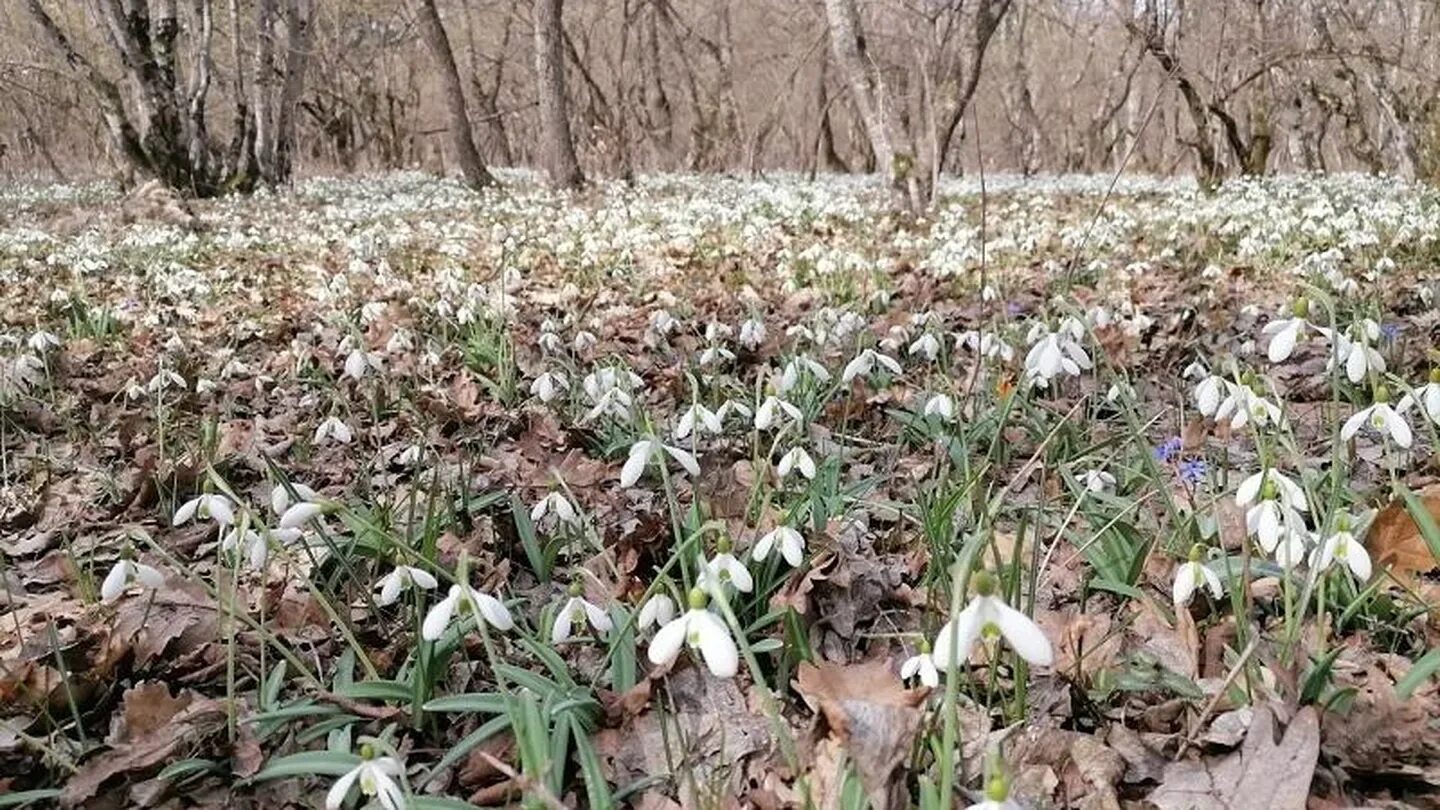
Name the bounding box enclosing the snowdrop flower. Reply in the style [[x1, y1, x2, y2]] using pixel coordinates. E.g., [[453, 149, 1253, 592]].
[[1329, 330, 1386, 384], [1398, 369, 1440, 425], [1261, 300, 1311, 362], [704, 322, 733, 342], [1185, 361, 1230, 417], [314, 416, 354, 445], [343, 348, 382, 380], [537, 330, 565, 355], [739, 317, 766, 350], [933, 571, 1052, 668], [375, 565, 439, 606], [638, 593, 676, 630], [384, 329, 412, 354], [397, 444, 423, 467], [421, 578, 514, 640], [620, 436, 700, 488], [270, 482, 319, 516], [27, 330, 60, 353], [674, 402, 723, 439], [754, 395, 802, 430], [1214, 380, 1283, 430], [173, 493, 236, 527], [842, 348, 902, 384], [1172, 546, 1223, 606], [326, 745, 405, 810], [100, 557, 165, 602], [698, 543, 754, 594], [279, 500, 327, 530], [1022, 328, 1091, 388], [753, 525, 805, 567], [572, 330, 597, 353], [1312, 513, 1371, 581], [649, 309, 678, 337], [1081, 469, 1116, 493], [1342, 387, 1412, 449], [923, 393, 956, 421], [698, 344, 735, 366], [908, 333, 942, 362], [958, 330, 1014, 363], [1235, 468, 1308, 553], [716, 399, 753, 424], [530, 370, 568, 403], [900, 640, 939, 687], [1272, 529, 1312, 569], [779, 355, 831, 392], [647, 588, 738, 678], [776, 445, 816, 480], [583, 387, 632, 422], [552, 581, 613, 642], [530, 491, 581, 529]]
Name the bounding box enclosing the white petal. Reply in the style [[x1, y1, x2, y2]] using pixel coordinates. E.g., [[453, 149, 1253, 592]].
[[173, 497, 201, 526], [1384, 407, 1414, 448], [421, 590, 459, 641], [1346, 344, 1366, 383], [204, 496, 236, 526], [992, 599, 1053, 666], [326, 766, 361, 810], [620, 444, 651, 488], [100, 561, 130, 602], [1341, 408, 1369, 442], [933, 600, 983, 668], [133, 563, 165, 588], [779, 530, 805, 567], [584, 601, 613, 635], [378, 572, 404, 606], [1235, 472, 1264, 506], [279, 501, 324, 529], [552, 603, 575, 642], [1347, 542, 1372, 581], [664, 445, 701, 477], [648, 614, 689, 666], [1201, 566, 1224, 599], [752, 532, 775, 562], [1268, 322, 1298, 362], [1172, 564, 1198, 605], [475, 592, 514, 630], [408, 568, 438, 589], [689, 610, 739, 677]]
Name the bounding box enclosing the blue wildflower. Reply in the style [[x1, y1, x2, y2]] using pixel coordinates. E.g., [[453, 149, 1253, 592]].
[[1381, 323, 1402, 341], [1178, 459, 1207, 485], [1154, 437, 1183, 463]]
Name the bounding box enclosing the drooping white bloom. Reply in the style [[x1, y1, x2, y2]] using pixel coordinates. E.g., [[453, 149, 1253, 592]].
[[397, 444, 423, 467], [1262, 316, 1309, 362], [1235, 468, 1308, 552], [173, 494, 236, 527], [704, 321, 733, 342], [900, 649, 940, 688], [753, 526, 805, 567], [754, 395, 802, 430], [270, 482, 319, 516], [530, 370, 568, 403], [620, 437, 701, 488], [638, 593, 676, 629], [421, 581, 514, 640], [957, 330, 1014, 363], [552, 585, 613, 642], [537, 330, 565, 355], [698, 344, 735, 366], [1185, 362, 1231, 417], [100, 559, 165, 602], [375, 565, 439, 606], [1329, 331, 1385, 384], [908, 333, 942, 362], [1214, 384, 1283, 430], [314, 416, 354, 445], [279, 500, 327, 530], [27, 330, 61, 353], [1398, 376, 1440, 425], [1312, 519, 1371, 582], [674, 403, 723, 439], [572, 330, 598, 354], [779, 355, 831, 392], [923, 393, 956, 421], [647, 589, 738, 678], [933, 575, 1052, 668], [739, 317, 767, 350], [1081, 469, 1116, 493], [842, 348, 902, 384], [325, 751, 405, 810], [1172, 559, 1223, 606], [530, 491, 581, 529], [1022, 329, 1091, 388], [1272, 529, 1313, 569], [698, 550, 754, 594], [776, 446, 816, 480], [1342, 398, 1412, 449], [715, 399, 753, 424], [343, 348, 383, 381]]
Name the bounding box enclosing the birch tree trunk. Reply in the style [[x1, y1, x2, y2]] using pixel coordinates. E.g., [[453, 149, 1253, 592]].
[[414, 0, 495, 188], [533, 0, 584, 188]]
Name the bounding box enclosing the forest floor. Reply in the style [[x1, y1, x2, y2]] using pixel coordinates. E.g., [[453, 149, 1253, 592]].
[[4, 170, 1440, 809]]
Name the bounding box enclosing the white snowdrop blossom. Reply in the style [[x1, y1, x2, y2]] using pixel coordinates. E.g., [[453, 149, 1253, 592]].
[[28, 330, 61, 353], [278, 499, 327, 530], [754, 395, 802, 430], [933, 572, 1052, 668], [1172, 547, 1223, 606], [1329, 328, 1386, 384], [552, 582, 613, 642], [1235, 468, 1309, 553], [314, 415, 354, 445], [537, 330, 565, 355], [739, 317, 767, 349], [1185, 361, 1230, 417], [270, 482, 319, 516], [779, 354, 831, 392], [530, 370, 568, 403], [776, 445, 817, 480], [1214, 382, 1283, 430], [530, 491, 581, 529], [100, 558, 165, 602], [698, 547, 754, 594], [1342, 390, 1412, 449], [1312, 514, 1371, 582], [1398, 372, 1440, 425], [647, 588, 738, 678], [638, 593, 676, 629], [1022, 326, 1091, 388], [752, 526, 805, 567], [842, 348, 902, 384], [375, 565, 439, 606], [900, 647, 940, 688], [620, 437, 700, 488], [1081, 469, 1116, 493], [923, 393, 956, 421], [173, 493, 236, 527], [421, 580, 514, 640], [698, 344, 735, 366], [675, 402, 723, 439], [908, 333, 942, 362], [958, 330, 1015, 362], [1261, 309, 1310, 362], [326, 747, 405, 810], [716, 399, 753, 424], [343, 348, 382, 380], [572, 330, 598, 353]]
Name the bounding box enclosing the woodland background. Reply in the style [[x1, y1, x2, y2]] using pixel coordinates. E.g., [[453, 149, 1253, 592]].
[[1, 1, 1439, 200]]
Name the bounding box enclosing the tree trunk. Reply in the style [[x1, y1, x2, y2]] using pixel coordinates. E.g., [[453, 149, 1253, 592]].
[[823, 0, 910, 205], [272, 0, 316, 184], [414, 0, 495, 188], [533, 0, 584, 188]]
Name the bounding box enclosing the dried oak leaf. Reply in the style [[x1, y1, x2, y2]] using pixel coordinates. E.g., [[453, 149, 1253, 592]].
[[794, 660, 927, 810], [1148, 704, 1319, 810], [61, 696, 226, 807], [1369, 486, 1440, 578]]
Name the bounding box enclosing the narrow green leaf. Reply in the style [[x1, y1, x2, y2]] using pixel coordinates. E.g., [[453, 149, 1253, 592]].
[[572, 716, 614, 809], [248, 750, 361, 783], [335, 679, 413, 703], [511, 494, 551, 582], [1397, 647, 1440, 699], [1396, 482, 1440, 567], [0, 789, 63, 808], [422, 692, 506, 714]]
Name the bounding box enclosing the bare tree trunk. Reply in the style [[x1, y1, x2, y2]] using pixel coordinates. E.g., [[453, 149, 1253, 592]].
[[823, 0, 909, 205], [533, 0, 584, 188], [272, 0, 315, 184], [414, 0, 495, 188], [253, 0, 280, 182], [641, 2, 673, 160]]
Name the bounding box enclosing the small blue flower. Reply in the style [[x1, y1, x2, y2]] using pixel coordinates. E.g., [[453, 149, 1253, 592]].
[[1178, 459, 1208, 485], [1154, 437, 1183, 463], [1381, 323, 1402, 341]]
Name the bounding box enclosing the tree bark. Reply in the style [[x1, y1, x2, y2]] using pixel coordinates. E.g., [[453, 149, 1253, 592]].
[[533, 0, 584, 188], [414, 0, 495, 188]]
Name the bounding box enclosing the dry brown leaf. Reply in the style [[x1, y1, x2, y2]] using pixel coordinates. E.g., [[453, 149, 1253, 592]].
[[1147, 705, 1319, 810], [1369, 486, 1440, 578], [61, 697, 226, 807], [112, 682, 194, 743], [793, 660, 927, 810]]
